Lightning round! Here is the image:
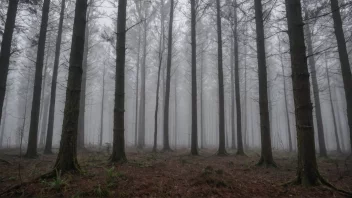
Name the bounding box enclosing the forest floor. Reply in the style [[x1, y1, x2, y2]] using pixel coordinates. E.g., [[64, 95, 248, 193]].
[[0, 147, 351, 197]]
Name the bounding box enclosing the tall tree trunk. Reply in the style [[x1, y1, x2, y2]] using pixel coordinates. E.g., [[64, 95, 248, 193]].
[[254, 0, 275, 166], [325, 55, 342, 153], [278, 37, 293, 152], [53, 0, 88, 172], [174, 74, 178, 149], [190, 0, 198, 155], [304, 10, 327, 157], [110, 0, 127, 162], [285, 0, 322, 186], [39, 94, 50, 146], [153, 0, 165, 151], [230, 20, 236, 150], [215, 0, 227, 155], [234, 0, 244, 155], [0, 0, 19, 126], [330, 0, 352, 152], [138, 3, 148, 149], [77, 19, 89, 149], [134, 26, 141, 147], [335, 88, 346, 152], [44, 0, 66, 154], [38, 32, 51, 146], [99, 65, 106, 148], [163, 0, 174, 151], [0, 94, 8, 148], [200, 44, 205, 149], [26, 0, 51, 158]]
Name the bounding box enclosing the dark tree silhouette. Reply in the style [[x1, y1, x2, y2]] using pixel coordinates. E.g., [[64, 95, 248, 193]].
[[25, 0, 51, 158], [110, 0, 127, 163], [53, 0, 88, 172], [0, 0, 19, 127], [44, 0, 66, 154], [254, 0, 275, 166]]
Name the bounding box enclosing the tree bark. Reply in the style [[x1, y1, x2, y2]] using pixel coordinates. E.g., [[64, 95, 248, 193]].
[[44, 0, 66, 154], [53, 0, 88, 172], [330, 0, 352, 152], [153, 0, 165, 152], [215, 0, 227, 155], [304, 10, 327, 157], [77, 18, 89, 149], [110, 0, 127, 162], [26, 0, 51, 158], [254, 0, 275, 166], [285, 0, 321, 186], [190, 0, 198, 155], [163, 0, 174, 151], [200, 43, 205, 149], [0, 0, 19, 127], [234, 0, 244, 155]]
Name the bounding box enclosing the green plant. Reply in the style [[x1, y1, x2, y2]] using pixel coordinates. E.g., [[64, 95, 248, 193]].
[[50, 169, 66, 190], [94, 184, 109, 197]]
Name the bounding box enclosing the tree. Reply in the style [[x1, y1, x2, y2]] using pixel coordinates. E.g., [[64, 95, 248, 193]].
[[0, 0, 19, 129], [233, 0, 244, 155], [285, 0, 321, 186], [53, 0, 88, 172], [137, 0, 148, 149], [254, 0, 275, 166], [153, 0, 166, 152], [303, 6, 327, 157], [330, 0, 352, 152], [215, 0, 227, 155], [190, 0, 198, 155], [25, 0, 51, 158], [99, 64, 106, 148], [110, 0, 127, 163], [278, 36, 293, 152], [163, 0, 174, 152], [44, 0, 66, 154], [325, 54, 342, 153]]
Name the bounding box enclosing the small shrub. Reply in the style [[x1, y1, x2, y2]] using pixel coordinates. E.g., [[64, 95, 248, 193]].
[[94, 184, 109, 197]]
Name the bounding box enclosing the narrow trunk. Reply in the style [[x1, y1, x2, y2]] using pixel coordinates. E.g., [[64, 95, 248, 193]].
[[325, 55, 342, 153], [0, 95, 8, 148], [278, 37, 293, 152], [190, 0, 198, 155], [44, 0, 66, 154], [200, 44, 205, 149], [54, 0, 88, 172], [163, 0, 174, 151], [77, 20, 89, 149], [153, 0, 165, 151], [216, 0, 227, 155], [304, 10, 327, 157], [230, 28, 236, 150], [0, 0, 19, 125], [234, 0, 244, 155], [39, 94, 50, 147], [38, 32, 51, 146], [134, 26, 141, 147], [99, 65, 106, 148], [137, 4, 148, 149], [285, 0, 321, 186], [330, 0, 352, 152], [254, 0, 275, 166], [26, 0, 51, 158], [110, 0, 127, 162]]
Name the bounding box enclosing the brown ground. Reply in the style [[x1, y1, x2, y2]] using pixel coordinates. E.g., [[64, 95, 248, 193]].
[[0, 147, 351, 197]]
